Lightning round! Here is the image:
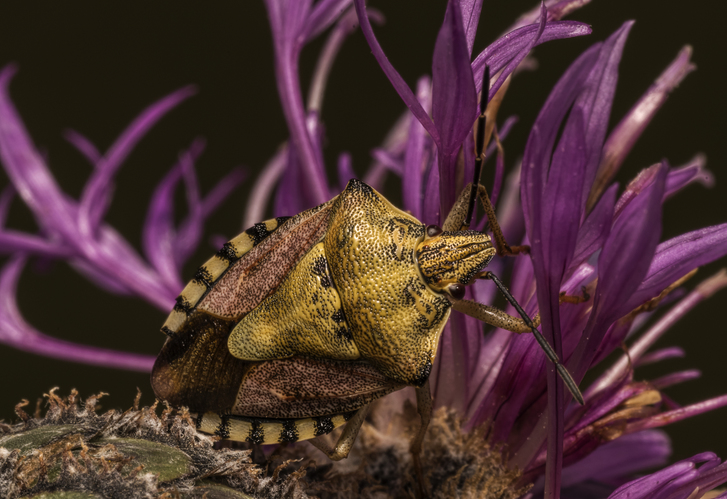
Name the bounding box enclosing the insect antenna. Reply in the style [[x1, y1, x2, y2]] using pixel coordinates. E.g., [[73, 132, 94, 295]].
[[479, 271, 585, 405], [464, 65, 490, 228]]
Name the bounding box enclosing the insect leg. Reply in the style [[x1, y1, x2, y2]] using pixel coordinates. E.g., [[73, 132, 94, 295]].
[[411, 379, 432, 498], [307, 405, 370, 461], [452, 299, 540, 333], [442, 181, 529, 256], [442, 181, 477, 231], [478, 271, 584, 405], [453, 65, 527, 255], [475, 183, 530, 256], [559, 286, 591, 304]]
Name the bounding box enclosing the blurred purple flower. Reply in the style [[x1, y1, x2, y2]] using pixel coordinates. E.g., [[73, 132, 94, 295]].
[[1, 0, 726, 497], [0, 67, 246, 371]]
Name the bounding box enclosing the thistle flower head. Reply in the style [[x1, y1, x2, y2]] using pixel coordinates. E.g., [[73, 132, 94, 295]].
[[1, 1, 727, 497]]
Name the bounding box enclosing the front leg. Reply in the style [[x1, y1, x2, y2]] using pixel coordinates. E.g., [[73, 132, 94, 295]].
[[442, 182, 528, 257], [452, 299, 540, 333], [307, 405, 369, 460], [411, 379, 432, 498]]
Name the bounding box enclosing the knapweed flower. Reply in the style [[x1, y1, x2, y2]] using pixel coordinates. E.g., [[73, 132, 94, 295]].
[[1, 1, 726, 498]]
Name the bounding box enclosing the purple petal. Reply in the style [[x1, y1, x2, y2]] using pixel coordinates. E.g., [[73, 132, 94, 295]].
[[626, 223, 727, 313], [0, 66, 199, 312], [589, 270, 727, 399], [459, 0, 484, 56], [431, 312, 483, 412], [505, 0, 592, 33], [546, 0, 593, 21], [143, 139, 205, 292], [589, 46, 695, 211], [516, 30, 630, 449], [651, 370, 701, 390], [567, 183, 617, 277], [308, 7, 380, 113], [524, 103, 591, 497], [462, 329, 513, 421], [273, 109, 331, 212], [337, 152, 355, 192], [0, 230, 72, 258], [244, 146, 287, 229], [521, 42, 600, 232], [482, 335, 547, 444], [363, 110, 412, 191], [489, 140, 506, 211], [665, 155, 713, 197], [613, 161, 701, 220], [516, 382, 665, 479], [432, 0, 478, 213], [498, 4, 548, 104], [78, 222, 176, 308], [636, 346, 686, 367], [70, 257, 134, 296], [175, 151, 204, 266], [477, 116, 518, 215], [596, 163, 666, 317], [422, 147, 441, 225], [0, 256, 154, 372], [78, 85, 197, 236], [268, 0, 312, 41], [575, 22, 633, 212], [402, 76, 432, 219], [0, 65, 76, 236], [303, 0, 352, 41], [472, 20, 593, 97], [201, 167, 247, 220], [143, 156, 179, 271], [266, 0, 330, 207], [608, 453, 723, 499], [561, 430, 670, 488], [537, 107, 586, 280], [353, 0, 440, 146], [274, 142, 307, 217], [662, 462, 727, 499], [570, 163, 667, 383], [370, 148, 403, 175], [63, 129, 101, 165]]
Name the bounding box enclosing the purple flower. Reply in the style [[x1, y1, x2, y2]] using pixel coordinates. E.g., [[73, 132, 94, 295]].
[[0, 67, 248, 370], [1, 1, 726, 497]]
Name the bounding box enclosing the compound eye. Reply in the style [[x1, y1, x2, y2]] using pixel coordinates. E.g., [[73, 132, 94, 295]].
[[448, 283, 466, 300], [426, 225, 443, 238]]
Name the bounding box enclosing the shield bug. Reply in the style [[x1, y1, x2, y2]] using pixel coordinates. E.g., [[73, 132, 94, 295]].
[[151, 75, 583, 468]]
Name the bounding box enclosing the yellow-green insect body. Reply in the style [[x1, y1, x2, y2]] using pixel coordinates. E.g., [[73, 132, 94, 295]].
[[151, 179, 496, 447], [152, 64, 585, 460]]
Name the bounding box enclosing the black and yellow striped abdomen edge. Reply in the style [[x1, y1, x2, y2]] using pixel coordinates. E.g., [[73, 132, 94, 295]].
[[193, 411, 355, 445], [161, 217, 291, 337]]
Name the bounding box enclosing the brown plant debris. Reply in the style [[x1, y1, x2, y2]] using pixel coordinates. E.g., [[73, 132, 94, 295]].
[[0, 389, 529, 499]]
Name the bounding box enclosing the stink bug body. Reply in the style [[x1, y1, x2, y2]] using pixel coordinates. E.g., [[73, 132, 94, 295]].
[[151, 76, 583, 465], [151, 177, 583, 459]]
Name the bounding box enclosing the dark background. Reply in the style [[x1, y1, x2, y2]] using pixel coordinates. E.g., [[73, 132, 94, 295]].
[[0, 0, 725, 468]]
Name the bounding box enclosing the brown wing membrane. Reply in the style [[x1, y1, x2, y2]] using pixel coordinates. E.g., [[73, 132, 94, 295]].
[[232, 356, 405, 419], [152, 202, 334, 413], [152, 310, 247, 413], [198, 203, 333, 319]]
